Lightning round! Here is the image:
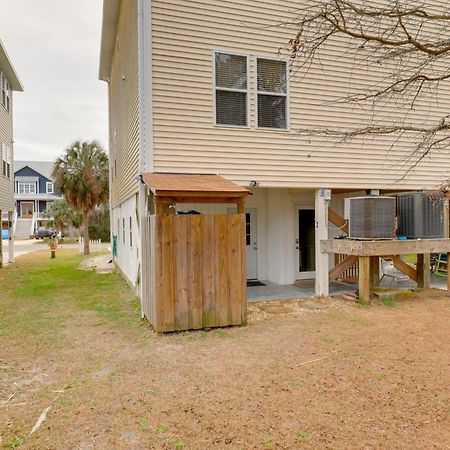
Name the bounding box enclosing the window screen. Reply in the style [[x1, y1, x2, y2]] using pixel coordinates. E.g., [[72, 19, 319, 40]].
[[215, 53, 248, 126], [257, 59, 287, 129]]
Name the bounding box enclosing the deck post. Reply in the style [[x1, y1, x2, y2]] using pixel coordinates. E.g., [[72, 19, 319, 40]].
[[8, 211, 14, 264], [416, 253, 431, 289], [358, 256, 371, 304], [370, 256, 379, 287], [315, 189, 329, 296]]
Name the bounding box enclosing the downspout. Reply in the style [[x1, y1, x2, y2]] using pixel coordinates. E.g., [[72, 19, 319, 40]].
[[137, 0, 154, 316]]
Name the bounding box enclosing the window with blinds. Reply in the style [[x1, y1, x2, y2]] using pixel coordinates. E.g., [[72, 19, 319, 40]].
[[256, 58, 288, 129], [1, 72, 10, 112], [214, 52, 248, 126]]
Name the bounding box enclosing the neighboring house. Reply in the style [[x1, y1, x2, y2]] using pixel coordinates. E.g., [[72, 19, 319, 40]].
[[0, 39, 22, 266], [98, 1, 450, 302], [14, 161, 63, 239]]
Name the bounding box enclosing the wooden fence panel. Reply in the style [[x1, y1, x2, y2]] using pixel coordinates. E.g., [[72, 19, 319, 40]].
[[174, 215, 189, 330], [145, 213, 246, 332], [202, 215, 217, 327]]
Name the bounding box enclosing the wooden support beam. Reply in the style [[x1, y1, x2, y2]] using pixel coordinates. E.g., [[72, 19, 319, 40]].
[[8, 211, 14, 264], [329, 255, 358, 282], [416, 253, 431, 289], [328, 208, 349, 234], [315, 189, 329, 296], [389, 255, 417, 282], [370, 256, 380, 287], [358, 256, 371, 304], [236, 198, 245, 214]]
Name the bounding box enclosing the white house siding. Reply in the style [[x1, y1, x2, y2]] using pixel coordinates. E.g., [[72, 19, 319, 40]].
[[151, 0, 450, 190], [112, 193, 140, 289], [177, 188, 351, 284], [108, 0, 140, 209]]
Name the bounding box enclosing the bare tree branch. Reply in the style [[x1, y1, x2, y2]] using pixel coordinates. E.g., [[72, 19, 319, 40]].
[[285, 0, 450, 176]]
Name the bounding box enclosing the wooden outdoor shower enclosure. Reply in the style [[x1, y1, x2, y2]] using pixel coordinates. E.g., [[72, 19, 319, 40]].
[[140, 173, 249, 332]]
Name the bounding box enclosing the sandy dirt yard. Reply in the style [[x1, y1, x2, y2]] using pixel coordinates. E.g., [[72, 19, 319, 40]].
[[0, 251, 449, 449]]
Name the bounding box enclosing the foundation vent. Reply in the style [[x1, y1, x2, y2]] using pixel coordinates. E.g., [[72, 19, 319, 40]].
[[348, 196, 396, 240], [397, 192, 444, 239]]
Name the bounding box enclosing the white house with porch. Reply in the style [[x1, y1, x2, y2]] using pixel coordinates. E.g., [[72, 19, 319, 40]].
[[98, 0, 450, 318]]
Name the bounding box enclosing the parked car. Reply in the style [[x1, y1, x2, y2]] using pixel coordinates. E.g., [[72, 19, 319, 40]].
[[35, 227, 55, 239]]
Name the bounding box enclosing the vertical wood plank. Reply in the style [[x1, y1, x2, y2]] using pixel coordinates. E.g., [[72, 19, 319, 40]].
[[150, 216, 157, 326], [202, 215, 217, 327], [370, 256, 380, 288], [154, 215, 165, 331], [228, 215, 241, 325], [161, 215, 175, 332], [216, 215, 230, 326], [358, 256, 370, 305], [240, 214, 247, 324], [417, 253, 431, 289], [174, 215, 189, 330], [187, 215, 203, 329]]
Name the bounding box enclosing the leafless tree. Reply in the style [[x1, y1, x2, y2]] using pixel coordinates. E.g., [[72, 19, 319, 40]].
[[285, 0, 450, 175]]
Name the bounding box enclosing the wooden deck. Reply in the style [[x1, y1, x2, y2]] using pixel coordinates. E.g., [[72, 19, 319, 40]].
[[321, 239, 450, 304]]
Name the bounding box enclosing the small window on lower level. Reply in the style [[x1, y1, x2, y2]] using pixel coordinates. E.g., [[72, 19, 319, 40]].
[[129, 217, 133, 248]]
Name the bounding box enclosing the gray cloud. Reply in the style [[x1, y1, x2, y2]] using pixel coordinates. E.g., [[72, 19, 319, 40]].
[[0, 0, 108, 161]]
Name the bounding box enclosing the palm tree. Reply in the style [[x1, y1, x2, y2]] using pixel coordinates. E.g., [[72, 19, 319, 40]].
[[45, 200, 83, 237], [53, 141, 109, 255]]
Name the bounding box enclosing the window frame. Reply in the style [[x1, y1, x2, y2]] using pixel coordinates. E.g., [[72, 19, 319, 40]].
[[129, 216, 133, 248], [254, 55, 290, 131], [1, 72, 11, 113], [212, 50, 250, 129], [18, 182, 37, 195], [46, 182, 54, 194]]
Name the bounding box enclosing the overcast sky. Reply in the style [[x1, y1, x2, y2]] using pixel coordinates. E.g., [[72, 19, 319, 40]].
[[0, 0, 108, 162]]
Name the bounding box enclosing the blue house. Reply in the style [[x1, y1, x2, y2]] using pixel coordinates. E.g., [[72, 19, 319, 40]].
[[14, 161, 63, 239]]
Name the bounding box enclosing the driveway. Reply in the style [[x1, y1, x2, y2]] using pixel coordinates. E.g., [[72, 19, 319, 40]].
[[1, 239, 44, 264]]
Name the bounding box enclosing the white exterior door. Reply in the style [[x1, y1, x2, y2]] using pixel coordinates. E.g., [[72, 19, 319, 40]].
[[245, 208, 258, 280], [295, 207, 316, 280]]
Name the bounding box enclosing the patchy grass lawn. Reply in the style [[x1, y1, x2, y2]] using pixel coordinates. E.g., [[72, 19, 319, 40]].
[[0, 250, 449, 449]]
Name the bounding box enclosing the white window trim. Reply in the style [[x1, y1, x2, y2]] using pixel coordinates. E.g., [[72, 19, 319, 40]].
[[0, 72, 11, 113], [254, 55, 290, 131], [212, 50, 250, 129], [18, 181, 37, 195], [46, 182, 54, 194]]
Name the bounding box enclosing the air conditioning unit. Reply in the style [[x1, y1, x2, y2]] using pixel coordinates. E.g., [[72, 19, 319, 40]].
[[397, 192, 444, 239], [348, 196, 396, 239]]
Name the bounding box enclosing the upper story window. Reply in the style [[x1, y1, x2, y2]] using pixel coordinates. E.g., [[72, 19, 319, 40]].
[[256, 58, 288, 130], [214, 52, 248, 127], [2, 143, 11, 178], [1, 72, 11, 112], [18, 182, 36, 194], [46, 182, 54, 194]]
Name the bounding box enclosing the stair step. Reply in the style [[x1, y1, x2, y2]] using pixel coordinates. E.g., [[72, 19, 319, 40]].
[[372, 288, 413, 301]]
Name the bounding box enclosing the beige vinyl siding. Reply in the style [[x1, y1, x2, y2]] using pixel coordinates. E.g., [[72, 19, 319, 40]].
[[0, 86, 14, 211], [109, 0, 140, 208], [151, 0, 450, 190]]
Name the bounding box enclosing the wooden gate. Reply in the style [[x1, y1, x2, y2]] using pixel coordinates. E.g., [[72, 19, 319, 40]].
[[142, 213, 247, 332]]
